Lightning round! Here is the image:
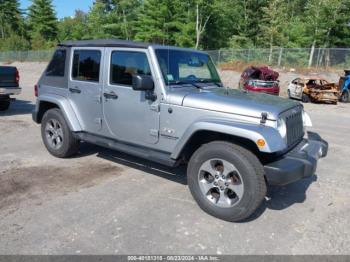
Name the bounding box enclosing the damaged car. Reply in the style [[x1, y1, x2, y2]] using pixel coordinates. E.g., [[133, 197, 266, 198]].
[[239, 66, 280, 96], [287, 77, 339, 104]]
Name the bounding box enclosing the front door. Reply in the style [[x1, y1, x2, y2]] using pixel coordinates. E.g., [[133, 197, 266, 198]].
[[103, 48, 160, 145], [68, 48, 104, 134]]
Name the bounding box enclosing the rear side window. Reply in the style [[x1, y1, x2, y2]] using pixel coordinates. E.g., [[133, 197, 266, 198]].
[[72, 50, 101, 82], [110, 51, 151, 86], [46, 49, 66, 77]]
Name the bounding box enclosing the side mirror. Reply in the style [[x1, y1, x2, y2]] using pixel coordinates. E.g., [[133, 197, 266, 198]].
[[132, 74, 154, 91]]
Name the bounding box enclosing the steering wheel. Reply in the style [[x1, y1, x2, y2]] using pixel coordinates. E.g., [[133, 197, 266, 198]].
[[185, 75, 198, 80]]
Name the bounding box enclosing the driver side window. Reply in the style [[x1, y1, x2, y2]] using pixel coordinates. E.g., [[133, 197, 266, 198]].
[[110, 51, 151, 86]]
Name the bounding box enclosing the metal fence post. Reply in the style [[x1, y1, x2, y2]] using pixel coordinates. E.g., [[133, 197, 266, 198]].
[[278, 48, 283, 67]]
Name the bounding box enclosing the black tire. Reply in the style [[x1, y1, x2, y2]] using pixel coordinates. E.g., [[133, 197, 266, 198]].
[[0, 96, 10, 111], [187, 141, 266, 222], [0, 100, 10, 111], [302, 93, 310, 103], [287, 90, 291, 99], [41, 108, 80, 158], [340, 90, 349, 103]]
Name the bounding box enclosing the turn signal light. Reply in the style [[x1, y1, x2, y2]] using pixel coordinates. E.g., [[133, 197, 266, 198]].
[[34, 84, 38, 97], [256, 139, 266, 148]]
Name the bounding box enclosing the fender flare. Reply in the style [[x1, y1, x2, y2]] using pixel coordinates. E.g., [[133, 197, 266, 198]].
[[171, 119, 286, 159], [36, 94, 83, 131]]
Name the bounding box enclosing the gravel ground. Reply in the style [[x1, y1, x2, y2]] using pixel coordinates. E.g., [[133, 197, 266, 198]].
[[0, 62, 349, 255]]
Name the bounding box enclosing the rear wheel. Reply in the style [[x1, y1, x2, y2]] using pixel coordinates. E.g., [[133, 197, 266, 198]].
[[0, 95, 10, 111], [41, 108, 80, 158], [340, 90, 349, 103], [0, 100, 10, 111], [187, 141, 266, 222], [302, 93, 310, 103]]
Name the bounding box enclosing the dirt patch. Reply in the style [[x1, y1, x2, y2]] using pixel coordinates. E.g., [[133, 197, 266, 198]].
[[0, 119, 30, 133], [0, 163, 123, 210]]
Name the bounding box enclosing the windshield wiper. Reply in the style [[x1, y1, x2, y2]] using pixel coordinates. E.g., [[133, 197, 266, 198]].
[[167, 80, 196, 87], [193, 79, 223, 87]]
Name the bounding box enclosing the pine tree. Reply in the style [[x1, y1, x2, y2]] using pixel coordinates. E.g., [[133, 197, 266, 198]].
[[0, 0, 23, 39], [259, 0, 288, 61], [28, 0, 58, 41], [85, 0, 110, 39], [104, 0, 141, 40], [134, 0, 171, 44]]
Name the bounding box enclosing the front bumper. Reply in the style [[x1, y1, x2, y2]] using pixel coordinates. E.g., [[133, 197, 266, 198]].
[[264, 132, 328, 186]]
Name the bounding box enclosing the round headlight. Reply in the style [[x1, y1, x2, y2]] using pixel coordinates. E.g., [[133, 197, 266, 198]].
[[277, 118, 287, 138]]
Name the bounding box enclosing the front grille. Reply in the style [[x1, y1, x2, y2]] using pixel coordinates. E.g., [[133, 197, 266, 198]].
[[254, 80, 277, 88], [285, 110, 304, 147]]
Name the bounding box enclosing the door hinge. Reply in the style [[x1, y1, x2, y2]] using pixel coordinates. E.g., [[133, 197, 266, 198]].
[[150, 104, 160, 112], [94, 118, 102, 127], [150, 129, 159, 137], [95, 95, 102, 103]]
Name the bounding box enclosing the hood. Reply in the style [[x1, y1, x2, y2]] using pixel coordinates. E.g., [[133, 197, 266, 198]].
[[167, 88, 300, 120]]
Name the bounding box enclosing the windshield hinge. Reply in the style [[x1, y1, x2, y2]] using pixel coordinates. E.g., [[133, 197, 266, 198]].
[[150, 104, 160, 112]]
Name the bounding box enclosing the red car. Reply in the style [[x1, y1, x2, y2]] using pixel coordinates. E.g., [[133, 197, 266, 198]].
[[239, 66, 280, 95]]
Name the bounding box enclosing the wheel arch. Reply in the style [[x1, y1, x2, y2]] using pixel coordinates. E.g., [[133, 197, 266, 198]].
[[35, 95, 82, 131], [171, 120, 285, 161]]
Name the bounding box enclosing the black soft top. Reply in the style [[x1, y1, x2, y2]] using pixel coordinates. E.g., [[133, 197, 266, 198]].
[[58, 39, 150, 49]]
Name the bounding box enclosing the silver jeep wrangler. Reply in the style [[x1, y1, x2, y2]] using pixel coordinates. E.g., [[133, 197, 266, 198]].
[[33, 39, 328, 222]]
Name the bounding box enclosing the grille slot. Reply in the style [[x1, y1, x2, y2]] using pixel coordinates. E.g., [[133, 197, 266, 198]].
[[285, 110, 304, 147]]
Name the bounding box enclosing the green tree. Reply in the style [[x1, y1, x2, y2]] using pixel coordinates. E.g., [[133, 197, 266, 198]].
[[0, 0, 24, 39], [259, 0, 288, 61], [134, 0, 172, 44], [28, 0, 58, 42], [85, 0, 111, 38], [58, 10, 89, 41], [103, 0, 141, 40]]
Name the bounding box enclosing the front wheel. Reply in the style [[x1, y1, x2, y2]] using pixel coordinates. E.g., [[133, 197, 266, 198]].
[[340, 90, 349, 103], [302, 93, 310, 103], [187, 141, 266, 222], [41, 108, 80, 158]]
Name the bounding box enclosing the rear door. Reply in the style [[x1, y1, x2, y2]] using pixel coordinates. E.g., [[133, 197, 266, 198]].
[[68, 48, 104, 134]]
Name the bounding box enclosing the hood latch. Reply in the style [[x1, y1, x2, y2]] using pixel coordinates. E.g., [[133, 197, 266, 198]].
[[260, 112, 268, 125]]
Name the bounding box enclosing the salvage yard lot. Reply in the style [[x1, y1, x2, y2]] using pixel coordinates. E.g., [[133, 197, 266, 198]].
[[0, 62, 350, 254]]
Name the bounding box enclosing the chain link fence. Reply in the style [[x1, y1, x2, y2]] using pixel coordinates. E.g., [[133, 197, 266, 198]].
[[0, 50, 54, 62], [0, 48, 349, 70], [207, 48, 350, 69]]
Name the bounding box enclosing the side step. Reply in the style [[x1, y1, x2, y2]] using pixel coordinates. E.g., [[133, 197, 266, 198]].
[[75, 132, 178, 167]]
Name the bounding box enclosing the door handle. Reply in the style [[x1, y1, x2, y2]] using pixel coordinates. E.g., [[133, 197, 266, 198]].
[[69, 87, 81, 94], [103, 91, 118, 100]]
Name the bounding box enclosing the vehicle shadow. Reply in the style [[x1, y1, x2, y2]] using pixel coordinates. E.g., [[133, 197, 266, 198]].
[[0, 100, 35, 116], [78, 142, 187, 185], [78, 142, 317, 220], [242, 175, 317, 222]]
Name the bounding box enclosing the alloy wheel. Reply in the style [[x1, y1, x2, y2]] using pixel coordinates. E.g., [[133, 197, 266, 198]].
[[198, 159, 244, 208]]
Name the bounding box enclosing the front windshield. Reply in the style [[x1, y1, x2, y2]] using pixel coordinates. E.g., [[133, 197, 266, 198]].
[[155, 49, 222, 86]]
